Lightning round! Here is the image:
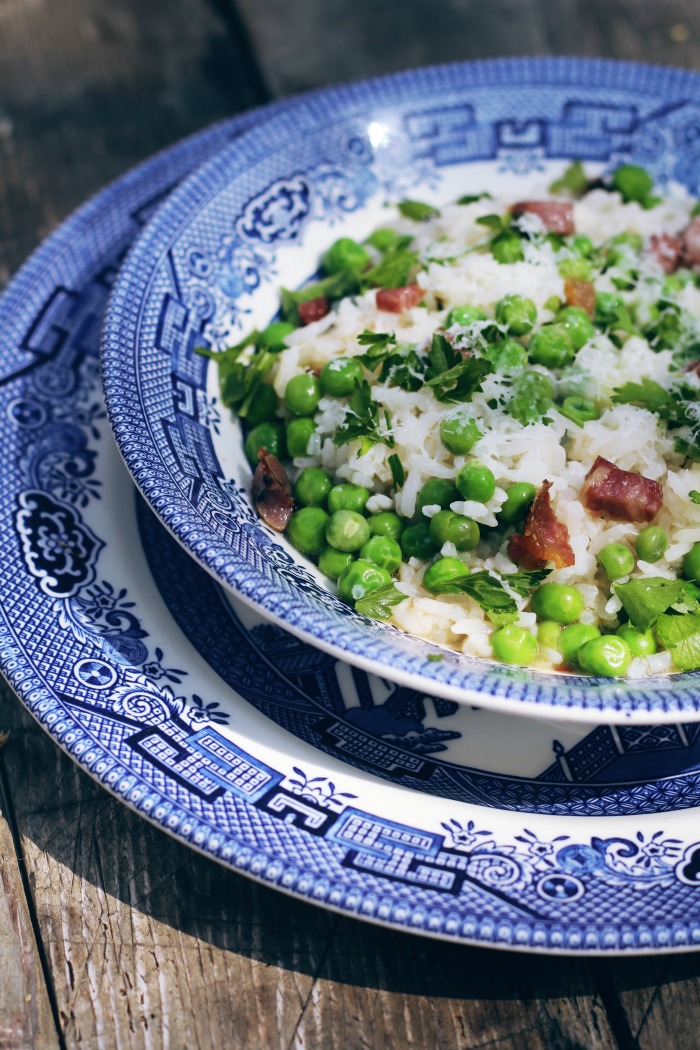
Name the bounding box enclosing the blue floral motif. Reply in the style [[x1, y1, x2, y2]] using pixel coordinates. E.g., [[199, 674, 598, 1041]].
[[236, 174, 312, 245], [15, 490, 104, 598], [286, 766, 357, 810], [310, 162, 376, 223]]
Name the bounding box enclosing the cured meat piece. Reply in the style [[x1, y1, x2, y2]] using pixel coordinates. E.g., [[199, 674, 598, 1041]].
[[511, 201, 575, 235], [507, 480, 575, 570], [298, 296, 329, 325], [683, 216, 700, 267], [649, 233, 683, 274], [251, 450, 294, 531], [579, 456, 663, 523], [375, 284, 424, 313], [564, 278, 596, 317]]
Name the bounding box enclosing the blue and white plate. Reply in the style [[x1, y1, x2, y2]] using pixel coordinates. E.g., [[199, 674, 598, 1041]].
[[101, 58, 700, 722], [4, 89, 700, 954]]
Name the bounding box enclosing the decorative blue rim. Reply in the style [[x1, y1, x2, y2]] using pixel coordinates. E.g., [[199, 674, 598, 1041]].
[[102, 57, 700, 722], [3, 67, 700, 955]]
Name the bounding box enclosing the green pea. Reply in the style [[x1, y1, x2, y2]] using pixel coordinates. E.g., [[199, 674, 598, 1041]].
[[259, 320, 296, 352], [495, 294, 537, 336], [491, 231, 524, 264], [326, 510, 371, 552], [293, 468, 333, 508], [555, 306, 595, 351], [484, 339, 528, 373], [559, 395, 600, 427], [456, 462, 496, 503], [559, 623, 602, 667], [537, 621, 562, 650], [323, 237, 369, 275], [369, 512, 405, 542], [528, 325, 575, 369], [635, 526, 668, 564], [616, 623, 657, 657], [337, 560, 392, 604], [320, 357, 364, 397], [598, 543, 635, 581], [400, 522, 438, 561], [284, 373, 322, 416], [286, 507, 329, 556], [508, 371, 554, 425], [318, 545, 355, 580], [244, 421, 286, 467], [360, 535, 402, 573], [595, 293, 633, 332], [611, 164, 655, 206], [578, 635, 632, 677], [416, 478, 459, 515], [683, 542, 700, 583], [531, 583, 585, 624], [498, 482, 537, 525], [490, 625, 539, 666], [286, 417, 318, 458], [327, 483, 370, 515], [558, 257, 593, 282], [439, 410, 482, 455], [571, 234, 594, 258], [422, 556, 470, 594], [244, 383, 279, 427], [428, 510, 480, 551], [446, 305, 488, 327]]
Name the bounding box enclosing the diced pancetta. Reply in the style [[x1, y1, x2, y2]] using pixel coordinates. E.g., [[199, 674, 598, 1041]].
[[298, 296, 329, 325], [252, 450, 294, 531], [683, 216, 700, 267], [511, 201, 575, 235], [564, 278, 596, 317], [579, 456, 663, 523], [375, 285, 424, 313], [507, 480, 575, 569], [649, 233, 683, 274]]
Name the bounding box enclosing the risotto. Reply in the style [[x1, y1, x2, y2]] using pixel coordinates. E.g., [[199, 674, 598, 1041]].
[[204, 162, 700, 678]]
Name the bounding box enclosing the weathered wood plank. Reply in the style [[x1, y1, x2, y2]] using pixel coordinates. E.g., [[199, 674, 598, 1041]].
[[597, 954, 700, 1048], [0, 716, 59, 1049], [234, 0, 700, 98], [0, 0, 267, 285]]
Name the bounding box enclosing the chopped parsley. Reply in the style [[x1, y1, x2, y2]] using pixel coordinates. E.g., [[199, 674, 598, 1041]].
[[449, 568, 551, 626], [196, 333, 275, 417], [356, 330, 398, 369], [549, 160, 589, 198], [613, 577, 687, 630], [280, 270, 359, 324], [654, 613, 700, 671], [354, 583, 408, 620], [424, 333, 493, 403], [333, 380, 395, 454], [362, 247, 420, 289], [457, 192, 491, 205], [398, 199, 441, 222]]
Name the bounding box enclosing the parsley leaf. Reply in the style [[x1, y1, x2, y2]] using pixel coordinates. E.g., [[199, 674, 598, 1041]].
[[333, 380, 395, 453], [476, 213, 507, 233], [362, 247, 420, 289], [356, 330, 398, 369], [612, 378, 673, 412], [398, 199, 441, 222], [424, 333, 493, 403], [613, 577, 687, 630], [654, 613, 700, 670], [690, 490, 700, 504], [379, 347, 426, 391], [195, 334, 276, 416], [450, 569, 551, 626], [549, 160, 588, 198], [354, 583, 407, 620], [457, 192, 492, 205]]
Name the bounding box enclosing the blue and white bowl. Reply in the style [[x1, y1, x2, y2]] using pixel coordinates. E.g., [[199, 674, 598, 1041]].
[[102, 58, 700, 723]]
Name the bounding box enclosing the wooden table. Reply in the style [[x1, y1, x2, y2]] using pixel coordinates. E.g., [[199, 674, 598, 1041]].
[[2, 2, 700, 1046]]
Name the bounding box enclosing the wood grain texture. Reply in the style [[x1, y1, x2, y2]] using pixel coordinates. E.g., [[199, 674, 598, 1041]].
[[234, 0, 700, 98], [0, 722, 58, 1049], [0, 0, 266, 285]]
